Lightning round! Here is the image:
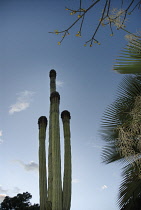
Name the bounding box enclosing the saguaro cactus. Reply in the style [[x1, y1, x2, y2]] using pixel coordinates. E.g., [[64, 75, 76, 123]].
[[48, 70, 56, 204], [38, 70, 72, 210], [61, 110, 72, 210], [50, 91, 62, 210], [38, 116, 48, 210]]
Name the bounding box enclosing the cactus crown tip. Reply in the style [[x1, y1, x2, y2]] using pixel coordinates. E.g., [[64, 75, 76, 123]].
[[61, 110, 71, 119], [50, 91, 60, 101], [38, 116, 48, 127], [49, 69, 56, 78]]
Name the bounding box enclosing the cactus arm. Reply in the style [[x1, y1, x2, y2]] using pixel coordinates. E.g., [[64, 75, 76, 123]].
[[48, 107, 53, 204], [38, 116, 48, 210], [61, 111, 72, 210]]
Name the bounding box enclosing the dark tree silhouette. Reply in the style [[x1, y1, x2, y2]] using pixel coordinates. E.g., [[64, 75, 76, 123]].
[[1, 192, 39, 210]]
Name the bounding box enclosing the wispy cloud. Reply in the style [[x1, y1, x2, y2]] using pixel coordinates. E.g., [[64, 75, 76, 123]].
[[101, 185, 108, 190], [0, 186, 8, 194], [0, 186, 8, 202], [13, 187, 20, 194], [9, 91, 34, 114], [86, 136, 102, 149], [0, 130, 3, 144], [0, 130, 2, 137], [91, 144, 102, 149], [16, 160, 39, 172], [0, 186, 21, 202], [86, 141, 102, 149], [0, 194, 6, 202], [56, 80, 64, 87], [72, 178, 80, 184]]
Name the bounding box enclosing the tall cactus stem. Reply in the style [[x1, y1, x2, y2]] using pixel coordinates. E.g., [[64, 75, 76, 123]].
[[38, 116, 48, 210], [48, 69, 56, 203], [49, 69, 56, 94], [50, 91, 62, 210], [61, 110, 72, 210]]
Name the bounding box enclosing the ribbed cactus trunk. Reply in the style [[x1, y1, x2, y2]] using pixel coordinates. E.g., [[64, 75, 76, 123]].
[[38, 70, 72, 210], [38, 116, 48, 210], [61, 111, 72, 210], [48, 70, 56, 204], [50, 91, 62, 210], [49, 69, 56, 93]]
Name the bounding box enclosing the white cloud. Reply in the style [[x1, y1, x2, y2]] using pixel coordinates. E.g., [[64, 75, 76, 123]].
[[0, 130, 3, 144], [9, 91, 34, 114], [56, 80, 64, 87], [101, 185, 108, 190], [16, 160, 39, 172], [0, 130, 2, 137], [72, 178, 80, 184]]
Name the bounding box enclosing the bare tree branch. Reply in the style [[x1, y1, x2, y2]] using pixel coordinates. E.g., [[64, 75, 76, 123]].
[[49, 0, 141, 46]]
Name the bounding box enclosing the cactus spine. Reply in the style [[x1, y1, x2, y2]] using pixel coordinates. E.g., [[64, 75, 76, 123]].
[[38, 70, 72, 210], [38, 116, 48, 210], [61, 111, 72, 210]]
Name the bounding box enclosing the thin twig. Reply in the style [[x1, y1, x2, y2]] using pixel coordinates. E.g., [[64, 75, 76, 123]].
[[50, 0, 141, 46], [86, 0, 109, 45], [49, 0, 100, 34]]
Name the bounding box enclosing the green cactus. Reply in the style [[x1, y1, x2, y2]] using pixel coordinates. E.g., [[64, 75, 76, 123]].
[[49, 69, 56, 93], [50, 91, 62, 210], [38, 70, 72, 210], [48, 70, 56, 204], [38, 116, 48, 210], [61, 111, 72, 210]]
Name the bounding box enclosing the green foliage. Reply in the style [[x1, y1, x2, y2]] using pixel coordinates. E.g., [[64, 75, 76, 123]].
[[101, 75, 141, 208], [113, 39, 141, 74], [101, 75, 141, 164], [119, 164, 141, 210], [1, 192, 39, 210]]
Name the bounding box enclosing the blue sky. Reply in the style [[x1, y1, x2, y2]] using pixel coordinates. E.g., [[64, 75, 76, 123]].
[[0, 0, 140, 209]]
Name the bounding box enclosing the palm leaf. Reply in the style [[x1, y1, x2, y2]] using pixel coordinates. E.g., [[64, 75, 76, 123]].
[[101, 75, 141, 164], [101, 75, 141, 208], [113, 39, 141, 74], [118, 164, 141, 210]]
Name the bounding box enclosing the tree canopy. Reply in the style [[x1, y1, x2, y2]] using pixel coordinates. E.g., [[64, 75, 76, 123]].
[[1, 192, 39, 210]]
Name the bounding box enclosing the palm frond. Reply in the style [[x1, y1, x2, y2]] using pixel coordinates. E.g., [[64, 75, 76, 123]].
[[101, 75, 141, 164], [118, 164, 141, 210], [113, 39, 141, 74]]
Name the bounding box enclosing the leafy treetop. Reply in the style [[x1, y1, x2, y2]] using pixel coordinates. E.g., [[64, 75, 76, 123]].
[[1, 192, 39, 210]]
